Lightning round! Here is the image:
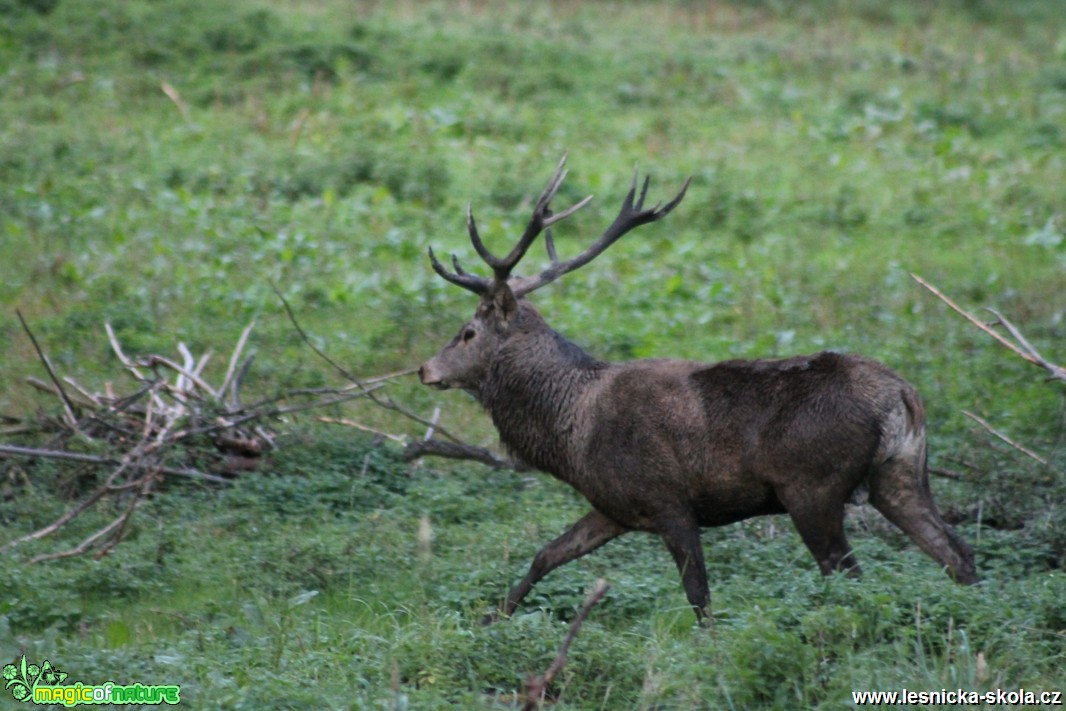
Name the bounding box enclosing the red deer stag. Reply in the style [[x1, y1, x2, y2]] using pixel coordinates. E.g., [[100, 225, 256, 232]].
[[419, 156, 978, 623]]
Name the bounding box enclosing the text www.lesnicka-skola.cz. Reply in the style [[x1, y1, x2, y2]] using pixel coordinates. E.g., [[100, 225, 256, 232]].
[[853, 688, 1062, 706]]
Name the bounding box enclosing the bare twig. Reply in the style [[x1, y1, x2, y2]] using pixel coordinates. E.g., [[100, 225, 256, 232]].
[[0, 444, 231, 484], [911, 273, 1066, 385], [17, 310, 81, 430], [160, 80, 190, 121], [521, 579, 611, 711], [402, 439, 528, 471], [317, 416, 407, 443], [928, 467, 963, 480], [272, 283, 461, 442], [962, 410, 1050, 466], [221, 321, 255, 405], [289, 107, 311, 148]]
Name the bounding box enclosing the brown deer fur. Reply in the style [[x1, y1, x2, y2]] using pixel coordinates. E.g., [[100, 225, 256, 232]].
[[419, 158, 977, 623]]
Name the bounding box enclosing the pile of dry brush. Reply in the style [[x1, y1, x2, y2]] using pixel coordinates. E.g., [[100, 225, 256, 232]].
[[0, 293, 525, 565]]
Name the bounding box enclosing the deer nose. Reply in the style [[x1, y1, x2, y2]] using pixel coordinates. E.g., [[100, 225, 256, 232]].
[[417, 365, 426, 383]]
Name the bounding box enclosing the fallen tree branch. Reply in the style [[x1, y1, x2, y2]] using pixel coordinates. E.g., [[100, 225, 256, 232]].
[[0, 444, 231, 484], [317, 416, 407, 443], [17, 309, 82, 430], [962, 410, 1050, 467], [402, 439, 528, 471], [272, 283, 463, 443], [521, 578, 610, 711], [911, 273, 1066, 386]]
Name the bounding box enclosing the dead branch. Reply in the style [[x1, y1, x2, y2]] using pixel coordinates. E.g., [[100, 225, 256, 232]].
[[911, 273, 1066, 386], [317, 416, 407, 443], [0, 444, 231, 484], [929, 467, 963, 480], [272, 283, 463, 442], [521, 579, 610, 711], [17, 309, 82, 430], [962, 410, 1050, 466], [402, 439, 529, 471], [273, 286, 538, 473], [221, 321, 255, 406]]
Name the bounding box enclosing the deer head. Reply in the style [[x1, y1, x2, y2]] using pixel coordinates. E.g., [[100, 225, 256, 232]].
[[419, 155, 690, 395]]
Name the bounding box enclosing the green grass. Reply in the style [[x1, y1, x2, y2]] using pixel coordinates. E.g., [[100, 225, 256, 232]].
[[2, 0, 1065, 708]]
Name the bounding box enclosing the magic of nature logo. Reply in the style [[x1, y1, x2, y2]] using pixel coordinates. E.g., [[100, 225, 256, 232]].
[[4, 655, 180, 706]]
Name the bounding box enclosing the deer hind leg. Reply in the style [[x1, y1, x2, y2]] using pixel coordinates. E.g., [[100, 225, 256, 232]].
[[498, 509, 627, 621], [868, 453, 978, 584]]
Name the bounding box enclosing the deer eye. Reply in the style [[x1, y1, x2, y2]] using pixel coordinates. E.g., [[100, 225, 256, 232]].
[[462, 328, 476, 342]]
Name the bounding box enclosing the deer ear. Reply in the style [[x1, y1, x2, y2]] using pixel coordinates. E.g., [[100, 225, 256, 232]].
[[487, 282, 519, 323]]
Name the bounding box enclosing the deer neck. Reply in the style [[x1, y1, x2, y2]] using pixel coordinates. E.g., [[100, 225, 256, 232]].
[[479, 328, 606, 478]]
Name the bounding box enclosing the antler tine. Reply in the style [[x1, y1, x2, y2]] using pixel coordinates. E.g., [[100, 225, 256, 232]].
[[466, 204, 497, 267], [487, 154, 580, 278], [451, 253, 470, 276], [543, 193, 594, 228], [432, 155, 588, 296], [544, 227, 559, 263], [509, 169, 691, 298], [427, 246, 491, 295]]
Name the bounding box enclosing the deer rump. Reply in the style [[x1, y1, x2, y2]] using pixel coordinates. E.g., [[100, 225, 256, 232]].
[[420, 156, 977, 624]]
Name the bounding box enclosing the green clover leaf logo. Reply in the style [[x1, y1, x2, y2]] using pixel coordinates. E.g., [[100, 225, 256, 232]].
[[6, 655, 66, 703]]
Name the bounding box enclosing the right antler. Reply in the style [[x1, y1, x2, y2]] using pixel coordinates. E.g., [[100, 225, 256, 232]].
[[429, 154, 591, 296], [428, 155, 689, 298], [509, 166, 690, 297]]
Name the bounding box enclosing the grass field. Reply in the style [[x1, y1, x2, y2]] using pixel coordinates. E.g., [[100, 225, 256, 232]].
[[1, 1, 1064, 708]]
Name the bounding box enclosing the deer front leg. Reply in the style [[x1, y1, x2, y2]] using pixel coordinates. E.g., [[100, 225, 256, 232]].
[[495, 509, 627, 622], [657, 518, 711, 625]]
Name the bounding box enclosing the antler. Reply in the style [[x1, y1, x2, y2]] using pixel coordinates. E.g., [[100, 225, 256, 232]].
[[428, 156, 689, 298], [508, 165, 690, 297], [429, 154, 591, 296]]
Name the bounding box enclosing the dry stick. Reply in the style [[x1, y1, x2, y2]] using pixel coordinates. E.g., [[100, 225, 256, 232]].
[[94, 468, 159, 560], [928, 467, 963, 480], [186, 389, 385, 438], [175, 343, 194, 393], [402, 439, 526, 471], [521, 579, 611, 711], [229, 354, 255, 410], [0, 445, 231, 484], [28, 467, 157, 564], [270, 283, 459, 442], [962, 410, 1050, 466], [424, 406, 440, 441], [28, 514, 127, 564], [192, 348, 212, 379], [290, 107, 311, 148], [26, 377, 98, 409], [0, 459, 133, 553], [144, 354, 219, 399], [220, 321, 256, 403], [910, 273, 1066, 384], [2, 421, 181, 555], [317, 416, 407, 443], [107, 323, 168, 411], [986, 307, 1066, 384], [17, 309, 82, 430], [160, 80, 190, 122], [62, 377, 103, 407]]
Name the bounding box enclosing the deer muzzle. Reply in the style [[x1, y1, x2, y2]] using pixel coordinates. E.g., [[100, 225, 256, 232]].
[[418, 361, 449, 390]]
